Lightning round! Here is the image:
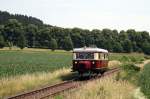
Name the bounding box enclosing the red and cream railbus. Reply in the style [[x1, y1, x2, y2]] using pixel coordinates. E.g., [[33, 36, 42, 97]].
[[72, 47, 109, 74]]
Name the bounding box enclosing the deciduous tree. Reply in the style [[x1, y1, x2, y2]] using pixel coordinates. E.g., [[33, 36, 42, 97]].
[[49, 38, 57, 51]]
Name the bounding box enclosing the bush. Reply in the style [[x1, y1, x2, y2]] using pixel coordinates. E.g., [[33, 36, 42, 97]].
[[62, 36, 73, 51], [122, 63, 140, 73], [129, 56, 145, 63], [119, 56, 145, 63], [144, 55, 150, 59], [121, 63, 140, 83], [49, 38, 58, 51], [17, 33, 26, 49], [129, 56, 137, 62], [139, 63, 150, 99], [142, 42, 150, 55], [119, 56, 130, 62]]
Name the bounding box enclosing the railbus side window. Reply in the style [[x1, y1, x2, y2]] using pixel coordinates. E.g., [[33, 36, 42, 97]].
[[99, 53, 105, 60], [102, 53, 105, 60], [99, 53, 101, 59], [104, 54, 108, 60], [102, 53, 109, 60], [99, 53, 102, 59], [107, 54, 109, 60], [104, 54, 105, 59], [94, 53, 99, 60]]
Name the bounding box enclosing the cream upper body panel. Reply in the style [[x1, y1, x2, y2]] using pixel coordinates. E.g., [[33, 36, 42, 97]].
[[73, 47, 109, 60]]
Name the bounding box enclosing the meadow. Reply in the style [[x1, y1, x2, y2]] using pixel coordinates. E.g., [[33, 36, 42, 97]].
[[0, 48, 145, 78], [0, 49, 72, 78], [109, 53, 145, 63]]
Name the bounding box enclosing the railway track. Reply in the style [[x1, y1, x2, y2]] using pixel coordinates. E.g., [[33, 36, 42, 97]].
[[7, 67, 120, 99]]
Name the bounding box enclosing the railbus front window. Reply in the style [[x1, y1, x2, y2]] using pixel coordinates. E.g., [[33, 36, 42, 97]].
[[76, 52, 94, 59]]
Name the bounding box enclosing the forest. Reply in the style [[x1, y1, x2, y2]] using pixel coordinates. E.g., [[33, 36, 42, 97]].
[[0, 11, 150, 54]]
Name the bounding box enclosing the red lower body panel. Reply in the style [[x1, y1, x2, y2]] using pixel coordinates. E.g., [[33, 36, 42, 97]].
[[72, 60, 108, 73]]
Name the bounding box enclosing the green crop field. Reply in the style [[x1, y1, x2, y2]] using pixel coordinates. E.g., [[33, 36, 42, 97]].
[[0, 50, 72, 78], [0, 48, 146, 78]]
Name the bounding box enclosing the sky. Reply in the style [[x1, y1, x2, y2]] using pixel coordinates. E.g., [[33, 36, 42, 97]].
[[0, 0, 150, 32]]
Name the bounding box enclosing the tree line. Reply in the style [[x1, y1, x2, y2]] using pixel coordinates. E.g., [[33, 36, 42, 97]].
[[0, 11, 150, 54]]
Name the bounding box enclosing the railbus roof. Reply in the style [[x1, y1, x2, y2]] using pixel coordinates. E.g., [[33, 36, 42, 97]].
[[73, 47, 108, 53]]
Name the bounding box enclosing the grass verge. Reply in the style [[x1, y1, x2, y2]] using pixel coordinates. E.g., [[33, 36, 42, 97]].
[[0, 68, 75, 99], [53, 74, 144, 99]]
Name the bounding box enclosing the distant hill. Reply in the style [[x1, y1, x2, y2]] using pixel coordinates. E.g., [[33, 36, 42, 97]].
[[0, 11, 43, 26]]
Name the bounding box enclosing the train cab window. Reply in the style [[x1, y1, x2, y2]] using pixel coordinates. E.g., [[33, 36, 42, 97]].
[[76, 52, 94, 59]]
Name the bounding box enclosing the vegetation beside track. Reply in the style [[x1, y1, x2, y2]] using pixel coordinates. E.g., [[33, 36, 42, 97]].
[[0, 68, 76, 99], [53, 74, 144, 99], [138, 62, 150, 99], [53, 53, 149, 99]]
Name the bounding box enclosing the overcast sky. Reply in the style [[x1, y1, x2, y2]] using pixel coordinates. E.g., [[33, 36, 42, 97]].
[[0, 0, 150, 31]]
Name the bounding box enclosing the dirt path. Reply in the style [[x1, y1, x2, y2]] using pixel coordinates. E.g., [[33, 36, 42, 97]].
[[136, 59, 150, 69]]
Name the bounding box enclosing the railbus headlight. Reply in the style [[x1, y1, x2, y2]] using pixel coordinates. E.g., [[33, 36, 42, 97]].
[[92, 61, 95, 64], [75, 61, 77, 64]]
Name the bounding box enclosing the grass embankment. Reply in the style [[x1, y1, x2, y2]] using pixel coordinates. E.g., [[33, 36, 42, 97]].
[[139, 62, 150, 99], [0, 68, 76, 99], [54, 74, 144, 99]]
